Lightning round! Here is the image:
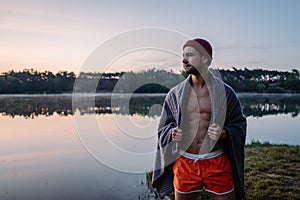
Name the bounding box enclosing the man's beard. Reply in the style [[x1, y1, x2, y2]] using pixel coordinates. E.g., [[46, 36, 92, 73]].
[[185, 66, 200, 75]]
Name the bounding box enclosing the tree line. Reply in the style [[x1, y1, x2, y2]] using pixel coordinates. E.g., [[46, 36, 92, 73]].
[[0, 69, 75, 94], [0, 68, 299, 94], [218, 67, 300, 93]]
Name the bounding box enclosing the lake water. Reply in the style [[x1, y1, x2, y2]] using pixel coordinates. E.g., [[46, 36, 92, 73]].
[[0, 93, 299, 199]]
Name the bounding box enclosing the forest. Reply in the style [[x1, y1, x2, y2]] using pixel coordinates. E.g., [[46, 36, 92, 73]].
[[0, 68, 299, 94]]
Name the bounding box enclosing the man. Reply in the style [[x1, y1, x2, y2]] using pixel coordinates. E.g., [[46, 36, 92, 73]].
[[152, 38, 247, 200]]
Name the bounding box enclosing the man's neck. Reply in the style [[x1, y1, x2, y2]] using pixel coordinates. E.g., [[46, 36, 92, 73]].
[[191, 71, 209, 89]]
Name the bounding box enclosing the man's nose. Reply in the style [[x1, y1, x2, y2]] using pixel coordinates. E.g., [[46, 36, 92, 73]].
[[182, 58, 188, 64]]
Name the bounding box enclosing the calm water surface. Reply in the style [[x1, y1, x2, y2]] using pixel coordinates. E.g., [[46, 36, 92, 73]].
[[0, 93, 299, 199]]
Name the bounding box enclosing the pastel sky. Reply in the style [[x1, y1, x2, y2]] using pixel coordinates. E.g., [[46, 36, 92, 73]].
[[0, 0, 299, 74]]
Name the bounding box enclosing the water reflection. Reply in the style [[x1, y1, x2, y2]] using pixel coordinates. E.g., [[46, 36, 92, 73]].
[[0, 95, 73, 118], [240, 94, 300, 117], [0, 94, 299, 118]]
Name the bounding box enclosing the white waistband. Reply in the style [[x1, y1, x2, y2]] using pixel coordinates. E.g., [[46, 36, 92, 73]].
[[179, 149, 223, 161]]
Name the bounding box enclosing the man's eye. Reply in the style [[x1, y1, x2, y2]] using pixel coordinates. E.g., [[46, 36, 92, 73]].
[[183, 53, 193, 57]]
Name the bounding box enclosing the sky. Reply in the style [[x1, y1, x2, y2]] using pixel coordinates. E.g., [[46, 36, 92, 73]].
[[0, 0, 300, 74]]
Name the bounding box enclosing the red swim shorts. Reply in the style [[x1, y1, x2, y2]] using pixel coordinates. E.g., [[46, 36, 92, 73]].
[[173, 151, 234, 195]]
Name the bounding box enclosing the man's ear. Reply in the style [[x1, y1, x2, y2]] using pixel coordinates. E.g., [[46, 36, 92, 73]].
[[201, 55, 208, 64]]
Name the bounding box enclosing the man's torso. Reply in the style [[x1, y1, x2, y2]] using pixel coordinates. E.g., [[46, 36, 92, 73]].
[[181, 84, 212, 154]]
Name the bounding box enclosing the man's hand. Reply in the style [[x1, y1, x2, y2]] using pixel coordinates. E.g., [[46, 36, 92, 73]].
[[207, 123, 226, 140], [171, 126, 183, 142]]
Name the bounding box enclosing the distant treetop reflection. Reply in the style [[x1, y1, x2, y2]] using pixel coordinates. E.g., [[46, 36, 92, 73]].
[[239, 93, 300, 118], [0, 95, 73, 118], [0, 94, 299, 118]]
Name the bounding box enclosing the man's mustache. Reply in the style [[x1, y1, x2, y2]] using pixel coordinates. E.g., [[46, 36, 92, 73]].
[[182, 59, 191, 67], [183, 62, 191, 67]]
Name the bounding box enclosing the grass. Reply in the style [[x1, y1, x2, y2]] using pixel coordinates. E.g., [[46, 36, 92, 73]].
[[145, 141, 300, 200], [245, 141, 300, 200]]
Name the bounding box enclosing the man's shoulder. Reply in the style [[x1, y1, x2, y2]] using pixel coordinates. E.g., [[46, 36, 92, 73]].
[[224, 82, 236, 95], [163, 78, 189, 103], [213, 76, 239, 100], [168, 78, 188, 94]]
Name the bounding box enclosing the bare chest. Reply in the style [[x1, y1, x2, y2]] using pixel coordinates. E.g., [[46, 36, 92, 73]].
[[186, 86, 212, 114]]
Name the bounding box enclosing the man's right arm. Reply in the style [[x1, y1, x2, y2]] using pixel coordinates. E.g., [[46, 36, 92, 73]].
[[157, 93, 178, 148]]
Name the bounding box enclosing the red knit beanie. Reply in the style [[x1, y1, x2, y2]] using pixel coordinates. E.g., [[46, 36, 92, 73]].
[[183, 38, 213, 59]]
